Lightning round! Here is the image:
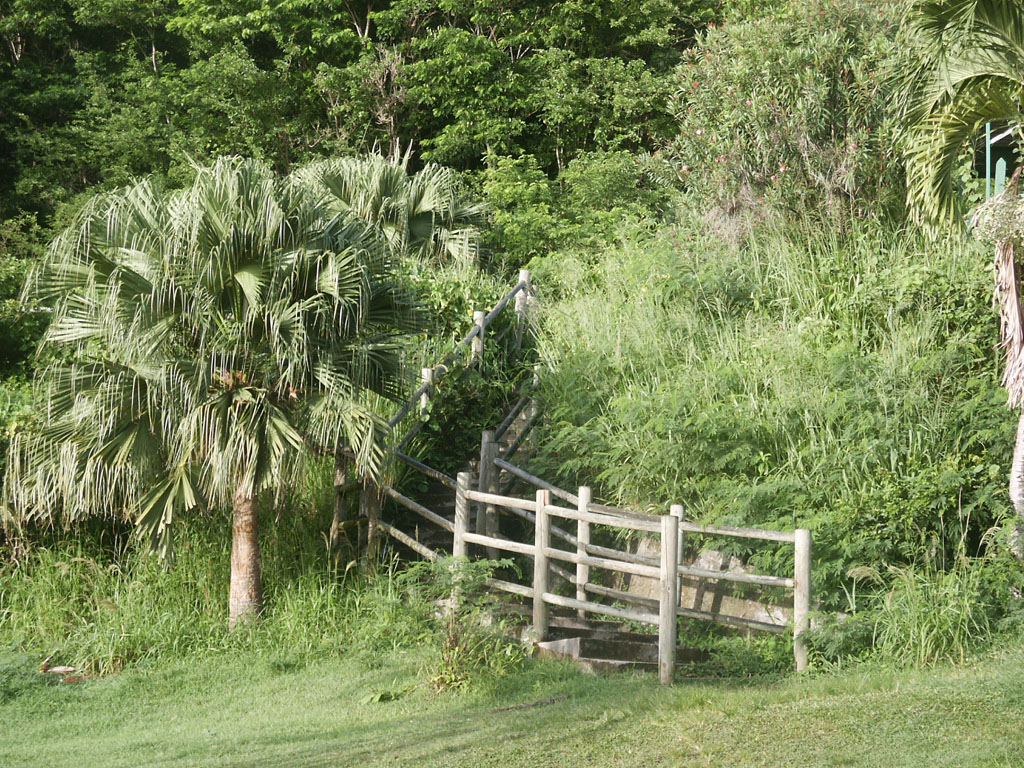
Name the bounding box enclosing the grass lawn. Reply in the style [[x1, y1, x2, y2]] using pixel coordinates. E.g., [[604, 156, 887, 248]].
[[2, 644, 1023, 768]]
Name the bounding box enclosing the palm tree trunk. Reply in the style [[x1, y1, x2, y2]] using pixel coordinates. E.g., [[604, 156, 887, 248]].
[[360, 481, 381, 569], [329, 453, 350, 566], [229, 484, 263, 628], [1010, 408, 1024, 558]]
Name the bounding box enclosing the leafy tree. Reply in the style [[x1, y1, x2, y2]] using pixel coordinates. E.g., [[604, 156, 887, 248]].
[[4, 157, 416, 625], [898, 0, 1024, 548]]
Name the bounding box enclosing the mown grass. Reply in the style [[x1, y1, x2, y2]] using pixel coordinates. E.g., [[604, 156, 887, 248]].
[[2, 641, 1024, 768]]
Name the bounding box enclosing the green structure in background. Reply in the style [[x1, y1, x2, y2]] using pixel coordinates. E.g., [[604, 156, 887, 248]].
[[985, 122, 1018, 199]]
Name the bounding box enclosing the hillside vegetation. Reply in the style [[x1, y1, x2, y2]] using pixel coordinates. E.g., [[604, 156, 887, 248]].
[[2, 0, 1023, 685]]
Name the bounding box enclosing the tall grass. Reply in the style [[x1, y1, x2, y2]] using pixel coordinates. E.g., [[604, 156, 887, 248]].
[[530, 215, 1013, 607], [0, 511, 427, 675], [873, 555, 992, 667]]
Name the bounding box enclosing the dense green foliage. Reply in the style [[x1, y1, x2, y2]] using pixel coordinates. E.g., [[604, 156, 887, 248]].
[[0, 0, 712, 221], [666, 0, 905, 225], [3, 0, 1024, 679], [0, 515, 516, 678]]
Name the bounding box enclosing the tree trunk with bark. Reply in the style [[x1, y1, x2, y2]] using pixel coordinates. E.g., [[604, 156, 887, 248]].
[[360, 481, 381, 568], [229, 484, 263, 629], [329, 453, 350, 567]]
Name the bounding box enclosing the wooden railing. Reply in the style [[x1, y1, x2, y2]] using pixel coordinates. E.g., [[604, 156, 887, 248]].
[[367, 268, 815, 683], [353, 269, 534, 556], [450, 472, 812, 683]]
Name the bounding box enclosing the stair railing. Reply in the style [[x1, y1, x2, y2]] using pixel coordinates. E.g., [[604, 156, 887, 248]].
[[452, 471, 812, 682], [356, 266, 814, 681]]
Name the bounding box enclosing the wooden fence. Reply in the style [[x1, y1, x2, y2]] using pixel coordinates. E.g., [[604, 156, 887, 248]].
[[451, 473, 811, 683], [364, 268, 814, 683]]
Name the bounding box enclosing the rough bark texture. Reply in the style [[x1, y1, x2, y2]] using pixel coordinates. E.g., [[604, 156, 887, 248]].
[[360, 482, 381, 567], [1010, 409, 1024, 558], [229, 485, 263, 629], [329, 453, 350, 559]]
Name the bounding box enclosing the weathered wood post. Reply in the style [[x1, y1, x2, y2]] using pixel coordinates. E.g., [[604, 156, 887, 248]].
[[576, 486, 592, 617], [419, 367, 434, 415], [472, 310, 485, 363], [454, 472, 470, 559], [794, 528, 812, 672], [670, 504, 685, 605], [514, 269, 530, 350], [477, 430, 499, 559], [659, 512, 679, 685], [532, 489, 551, 643], [329, 453, 350, 565], [360, 479, 382, 568]]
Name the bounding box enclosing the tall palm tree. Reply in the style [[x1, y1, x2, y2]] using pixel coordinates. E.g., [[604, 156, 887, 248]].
[[5, 157, 416, 626], [899, 0, 1024, 549]]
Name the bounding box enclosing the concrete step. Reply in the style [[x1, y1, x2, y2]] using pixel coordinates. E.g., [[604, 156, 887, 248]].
[[535, 636, 708, 670]]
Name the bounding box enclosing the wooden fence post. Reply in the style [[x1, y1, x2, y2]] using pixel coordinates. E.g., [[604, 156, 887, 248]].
[[514, 269, 530, 350], [360, 480, 381, 568], [472, 310, 485, 363], [532, 489, 551, 643], [670, 504, 685, 605], [794, 528, 812, 672], [659, 512, 679, 685], [420, 367, 434, 415], [454, 472, 470, 559], [329, 453, 350, 565], [477, 430, 498, 559], [576, 486, 592, 617]]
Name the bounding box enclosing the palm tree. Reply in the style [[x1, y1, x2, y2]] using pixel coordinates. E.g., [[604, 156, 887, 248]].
[[296, 153, 485, 265], [899, 0, 1024, 549], [294, 153, 485, 552], [5, 157, 416, 626]]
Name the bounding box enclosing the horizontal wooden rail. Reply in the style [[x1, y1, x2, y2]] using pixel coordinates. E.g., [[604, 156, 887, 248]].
[[469, 480, 795, 587], [463, 531, 535, 557], [494, 459, 577, 505], [486, 577, 533, 599], [582, 582, 787, 634], [542, 503, 662, 533], [496, 461, 795, 544], [543, 546, 661, 579], [378, 521, 439, 561], [394, 451, 456, 489], [383, 486, 454, 533], [464, 488, 538, 512], [677, 564, 794, 589], [679, 521, 797, 543], [590, 502, 660, 522], [541, 593, 658, 626], [494, 458, 659, 522], [496, 492, 579, 549]]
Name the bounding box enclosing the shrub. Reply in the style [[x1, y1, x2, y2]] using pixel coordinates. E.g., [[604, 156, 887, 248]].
[[399, 557, 527, 691], [530, 214, 1010, 608], [666, 0, 904, 228]]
